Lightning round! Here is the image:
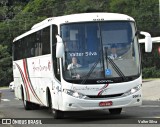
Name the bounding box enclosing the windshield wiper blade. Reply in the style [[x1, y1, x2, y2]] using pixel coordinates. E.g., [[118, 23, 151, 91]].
[[107, 57, 127, 81], [81, 58, 101, 84]]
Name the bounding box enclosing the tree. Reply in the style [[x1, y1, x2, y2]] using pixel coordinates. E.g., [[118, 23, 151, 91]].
[[109, 0, 160, 36], [0, 45, 12, 86], [0, 0, 160, 84]]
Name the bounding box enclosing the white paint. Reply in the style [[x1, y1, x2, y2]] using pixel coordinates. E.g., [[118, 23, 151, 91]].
[[140, 105, 160, 108], [12, 13, 143, 112], [1, 99, 10, 102], [13, 13, 134, 42]]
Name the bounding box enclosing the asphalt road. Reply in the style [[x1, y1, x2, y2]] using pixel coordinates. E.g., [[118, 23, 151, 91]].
[[0, 80, 160, 127]]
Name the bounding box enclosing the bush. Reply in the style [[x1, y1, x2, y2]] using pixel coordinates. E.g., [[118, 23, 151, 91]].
[[142, 67, 160, 78], [0, 45, 13, 87]]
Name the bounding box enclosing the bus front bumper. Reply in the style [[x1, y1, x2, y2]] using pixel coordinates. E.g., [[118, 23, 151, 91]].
[[61, 90, 142, 111]]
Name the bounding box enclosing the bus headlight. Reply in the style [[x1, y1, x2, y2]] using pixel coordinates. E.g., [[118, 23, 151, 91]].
[[63, 89, 88, 99], [122, 85, 141, 97]]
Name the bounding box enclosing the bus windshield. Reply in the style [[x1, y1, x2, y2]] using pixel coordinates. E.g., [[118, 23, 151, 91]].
[[61, 21, 140, 84]]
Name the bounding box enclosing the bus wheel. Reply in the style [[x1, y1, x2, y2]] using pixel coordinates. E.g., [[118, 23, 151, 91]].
[[31, 103, 40, 110], [23, 100, 32, 110], [21, 88, 32, 110], [52, 109, 64, 119], [109, 108, 122, 115]]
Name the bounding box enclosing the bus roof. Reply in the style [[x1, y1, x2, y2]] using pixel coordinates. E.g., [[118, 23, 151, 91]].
[[13, 13, 135, 42]]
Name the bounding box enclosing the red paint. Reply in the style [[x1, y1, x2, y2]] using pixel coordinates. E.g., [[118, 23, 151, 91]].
[[23, 59, 30, 101], [98, 84, 109, 96], [23, 59, 43, 105]]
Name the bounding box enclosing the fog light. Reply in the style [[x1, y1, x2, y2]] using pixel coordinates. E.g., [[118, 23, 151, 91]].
[[69, 103, 72, 106]]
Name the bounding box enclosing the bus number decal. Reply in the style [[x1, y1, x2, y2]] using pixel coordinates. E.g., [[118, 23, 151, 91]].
[[133, 94, 141, 98]]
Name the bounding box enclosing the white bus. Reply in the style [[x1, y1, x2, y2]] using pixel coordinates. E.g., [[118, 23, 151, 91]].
[[13, 13, 152, 119]]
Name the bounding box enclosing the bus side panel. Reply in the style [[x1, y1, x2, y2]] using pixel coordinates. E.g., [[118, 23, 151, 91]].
[[26, 55, 53, 106], [13, 61, 32, 103], [13, 61, 23, 99], [50, 79, 61, 110]]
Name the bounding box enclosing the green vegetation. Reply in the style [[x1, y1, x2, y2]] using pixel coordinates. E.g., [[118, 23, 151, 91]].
[[0, 86, 8, 89], [0, 0, 159, 86], [142, 67, 160, 78]]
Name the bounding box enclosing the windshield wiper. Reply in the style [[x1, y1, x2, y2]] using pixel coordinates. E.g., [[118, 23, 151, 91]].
[[107, 56, 127, 81], [81, 58, 101, 84]]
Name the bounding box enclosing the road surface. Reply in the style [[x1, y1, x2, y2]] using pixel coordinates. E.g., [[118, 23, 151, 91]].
[[0, 79, 160, 127]]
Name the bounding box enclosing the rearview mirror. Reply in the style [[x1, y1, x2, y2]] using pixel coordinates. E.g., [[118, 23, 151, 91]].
[[56, 35, 64, 58], [140, 31, 152, 52]]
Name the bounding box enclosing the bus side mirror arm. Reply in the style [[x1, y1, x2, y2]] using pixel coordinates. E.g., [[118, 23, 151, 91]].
[[140, 31, 152, 52], [56, 35, 64, 58]]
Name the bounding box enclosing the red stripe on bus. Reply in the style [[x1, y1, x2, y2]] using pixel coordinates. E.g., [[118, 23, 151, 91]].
[[98, 84, 109, 96], [15, 63, 30, 101], [23, 59, 44, 105], [23, 59, 35, 102]]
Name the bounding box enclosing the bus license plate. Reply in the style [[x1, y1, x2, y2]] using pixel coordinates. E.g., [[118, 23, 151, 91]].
[[99, 101, 113, 107]]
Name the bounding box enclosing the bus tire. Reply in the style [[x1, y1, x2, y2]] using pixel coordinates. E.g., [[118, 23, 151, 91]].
[[21, 86, 32, 110], [52, 109, 64, 119], [31, 103, 40, 110], [109, 108, 122, 115]]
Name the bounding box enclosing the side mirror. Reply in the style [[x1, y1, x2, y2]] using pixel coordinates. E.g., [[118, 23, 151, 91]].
[[56, 35, 64, 58], [140, 31, 152, 52]]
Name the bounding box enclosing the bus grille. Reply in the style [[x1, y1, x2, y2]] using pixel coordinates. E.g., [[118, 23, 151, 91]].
[[87, 93, 123, 98]]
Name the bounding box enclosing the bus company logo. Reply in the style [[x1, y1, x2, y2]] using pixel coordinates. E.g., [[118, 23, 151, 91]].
[[96, 80, 113, 83], [73, 86, 99, 91], [32, 60, 51, 72]]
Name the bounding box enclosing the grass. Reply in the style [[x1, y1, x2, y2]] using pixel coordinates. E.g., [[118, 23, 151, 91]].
[[143, 78, 160, 80], [0, 86, 9, 90]]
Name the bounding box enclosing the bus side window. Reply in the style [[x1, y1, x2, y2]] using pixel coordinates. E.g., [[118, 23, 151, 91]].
[[20, 39, 24, 59], [18, 40, 22, 60], [23, 37, 28, 58], [42, 26, 50, 55], [13, 41, 18, 60], [35, 31, 42, 56], [30, 34, 35, 57]]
